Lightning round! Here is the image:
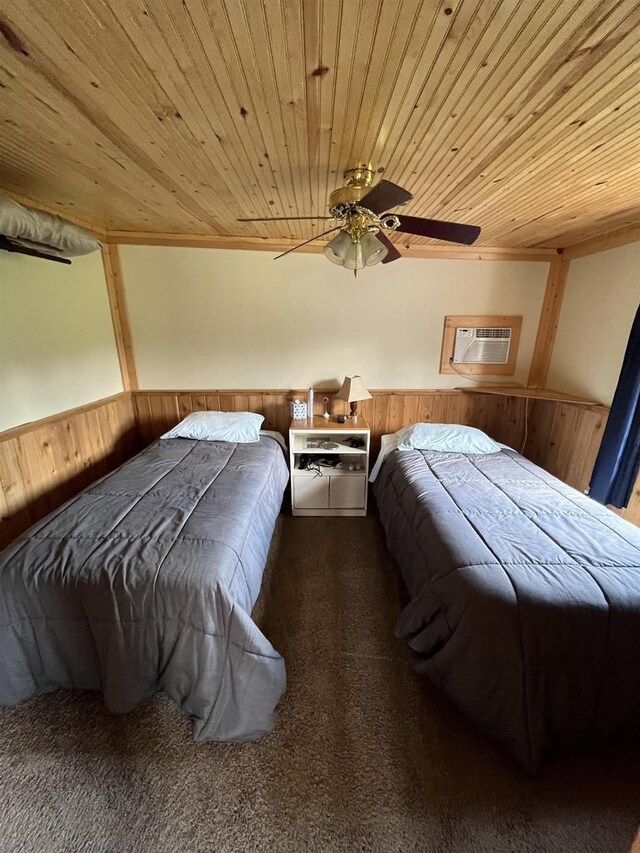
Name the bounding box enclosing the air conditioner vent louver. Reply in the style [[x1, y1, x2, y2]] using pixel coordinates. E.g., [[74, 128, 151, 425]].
[[453, 327, 512, 365], [474, 328, 511, 339]]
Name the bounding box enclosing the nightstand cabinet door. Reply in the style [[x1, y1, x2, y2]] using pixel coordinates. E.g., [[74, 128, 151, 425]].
[[329, 475, 366, 509], [294, 476, 330, 509]]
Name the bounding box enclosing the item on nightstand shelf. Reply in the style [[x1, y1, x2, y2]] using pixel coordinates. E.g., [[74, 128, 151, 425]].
[[299, 454, 339, 474], [305, 438, 339, 450], [338, 456, 364, 471], [290, 399, 308, 420], [307, 388, 314, 418], [334, 375, 372, 421], [346, 436, 365, 449], [322, 395, 330, 419]]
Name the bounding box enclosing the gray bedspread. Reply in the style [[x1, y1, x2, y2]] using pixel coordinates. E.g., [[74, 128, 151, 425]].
[[0, 435, 289, 742], [374, 447, 640, 770]]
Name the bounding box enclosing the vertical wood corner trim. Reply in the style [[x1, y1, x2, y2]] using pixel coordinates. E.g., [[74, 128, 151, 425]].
[[102, 244, 138, 391], [527, 252, 570, 389]]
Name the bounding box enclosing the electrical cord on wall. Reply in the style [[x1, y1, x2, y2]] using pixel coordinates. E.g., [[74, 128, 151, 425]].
[[520, 396, 529, 455]]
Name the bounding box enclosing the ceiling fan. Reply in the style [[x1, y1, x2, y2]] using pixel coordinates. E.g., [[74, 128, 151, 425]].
[[238, 165, 481, 272]]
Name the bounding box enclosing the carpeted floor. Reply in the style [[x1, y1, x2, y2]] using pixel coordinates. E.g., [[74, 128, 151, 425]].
[[1, 515, 639, 853]]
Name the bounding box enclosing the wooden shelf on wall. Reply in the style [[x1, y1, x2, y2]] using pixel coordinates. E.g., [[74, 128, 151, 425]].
[[457, 386, 604, 407]]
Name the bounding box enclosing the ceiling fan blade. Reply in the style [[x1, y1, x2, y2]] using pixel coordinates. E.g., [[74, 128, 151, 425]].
[[237, 216, 334, 221], [359, 180, 413, 214], [395, 215, 481, 245], [274, 226, 341, 260], [375, 231, 402, 264]]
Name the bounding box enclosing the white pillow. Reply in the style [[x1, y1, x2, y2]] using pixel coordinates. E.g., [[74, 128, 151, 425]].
[[160, 411, 264, 443], [396, 423, 501, 454]]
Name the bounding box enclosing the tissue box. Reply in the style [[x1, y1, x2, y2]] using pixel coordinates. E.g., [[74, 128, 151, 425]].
[[289, 400, 308, 420]]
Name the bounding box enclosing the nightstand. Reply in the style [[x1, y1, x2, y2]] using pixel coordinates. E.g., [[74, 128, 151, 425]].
[[289, 417, 371, 516]]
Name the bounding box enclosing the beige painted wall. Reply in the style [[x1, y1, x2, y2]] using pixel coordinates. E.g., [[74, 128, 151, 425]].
[[0, 251, 123, 431], [548, 241, 640, 406], [119, 246, 548, 391]]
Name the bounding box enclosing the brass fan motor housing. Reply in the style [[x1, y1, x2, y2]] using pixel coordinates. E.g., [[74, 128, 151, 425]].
[[329, 166, 375, 208]]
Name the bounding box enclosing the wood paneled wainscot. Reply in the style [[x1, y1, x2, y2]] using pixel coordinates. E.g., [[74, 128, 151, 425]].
[[132, 389, 528, 458], [133, 390, 640, 527], [524, 398, 640, 527], [0, 393, 137, 549], [1, 389, 637, 550]]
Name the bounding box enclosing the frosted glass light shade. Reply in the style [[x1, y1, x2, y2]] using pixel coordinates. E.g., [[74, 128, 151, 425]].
[[343, 241, 365, 270], [323, 230, 352, 265], [361, 231, 388, 266], [323, 229, 387, 270]]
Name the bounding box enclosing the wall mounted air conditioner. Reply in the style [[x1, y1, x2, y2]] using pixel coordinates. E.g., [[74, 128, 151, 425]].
[[453, 327, 512, 365]]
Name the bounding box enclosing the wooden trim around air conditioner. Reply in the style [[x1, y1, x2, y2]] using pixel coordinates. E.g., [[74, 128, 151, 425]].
[[440, 315, 523, 376]]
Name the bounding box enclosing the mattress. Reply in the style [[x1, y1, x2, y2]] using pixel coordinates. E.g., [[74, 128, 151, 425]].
[[373, 446, 640, 770], [0, 434, 289, 742]]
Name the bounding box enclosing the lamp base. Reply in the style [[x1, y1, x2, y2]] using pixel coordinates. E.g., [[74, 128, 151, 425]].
[[349, 401, 359, 421]]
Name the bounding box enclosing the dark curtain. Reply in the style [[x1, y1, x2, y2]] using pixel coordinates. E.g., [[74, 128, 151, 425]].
[[589, 303, 640, 508]]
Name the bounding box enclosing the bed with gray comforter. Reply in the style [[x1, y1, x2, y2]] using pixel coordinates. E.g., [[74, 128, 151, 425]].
[[0, 434, 289, 742], [374, 446, 640, 771]]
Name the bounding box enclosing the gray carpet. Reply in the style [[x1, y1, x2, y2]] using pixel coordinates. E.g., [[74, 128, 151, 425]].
[[1, 516, 639, 853]]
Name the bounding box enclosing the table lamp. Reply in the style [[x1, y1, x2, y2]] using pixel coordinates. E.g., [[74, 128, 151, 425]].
[[334, 375, 372, 421]]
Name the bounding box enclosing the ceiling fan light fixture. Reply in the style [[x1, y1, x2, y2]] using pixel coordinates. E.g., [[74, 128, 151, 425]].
[[342, 239, 365, 271], [361, 231, 388, 266], [323, 229, 366, 270], [241, 166, 481, 266], [323, 229, 352, 265], [323, 228, 387, 271]]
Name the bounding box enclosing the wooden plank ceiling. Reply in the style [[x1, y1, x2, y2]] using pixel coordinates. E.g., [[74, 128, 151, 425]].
[[1, 0, 640, 248]]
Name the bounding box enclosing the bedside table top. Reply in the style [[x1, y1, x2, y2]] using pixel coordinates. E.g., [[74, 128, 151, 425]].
[[289, 416, 369, 432]]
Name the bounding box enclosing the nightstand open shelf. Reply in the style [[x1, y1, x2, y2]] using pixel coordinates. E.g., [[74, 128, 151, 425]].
[[291, 436, 368, 455], [289, 417, 371, 517]]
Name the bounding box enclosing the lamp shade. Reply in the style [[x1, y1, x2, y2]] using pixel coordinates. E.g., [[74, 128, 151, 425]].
[[334, 375, 372, 403]]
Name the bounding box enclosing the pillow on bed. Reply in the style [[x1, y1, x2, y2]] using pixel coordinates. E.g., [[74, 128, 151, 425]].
[[396, 423, 501, 454], [160, 411, 264, 443]]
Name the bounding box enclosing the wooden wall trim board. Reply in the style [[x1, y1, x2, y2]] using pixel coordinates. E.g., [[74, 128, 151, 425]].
[[355, 246, 555, 262], [101, 244, 138, 392], [108, 232, 556, 261], [110, 232, 327, 252], [563, 223, 640, 260], [137, 388, 470, 396], [0, 392, 130, 441], [0, 392, 137, 549], [527, 252, 570, 389], [460, 386, 603, 406]]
